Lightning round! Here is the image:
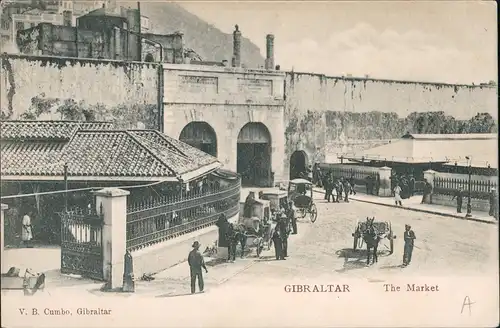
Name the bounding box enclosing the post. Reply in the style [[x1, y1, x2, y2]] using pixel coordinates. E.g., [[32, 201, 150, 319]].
[[466, 164, 472, 218], [94, 188, 130, 290], [377, 166, 393, 197], [64, 163, 68, 211], [1, 204, 7, 274]]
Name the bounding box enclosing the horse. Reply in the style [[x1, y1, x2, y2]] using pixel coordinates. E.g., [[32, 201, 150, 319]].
[[362, 217, 382, 265]]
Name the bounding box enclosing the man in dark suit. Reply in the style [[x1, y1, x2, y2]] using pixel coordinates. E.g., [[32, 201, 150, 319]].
[[402, 225, 416, 267], [188, 241, 208, 294], [452, 187, 464, 213]]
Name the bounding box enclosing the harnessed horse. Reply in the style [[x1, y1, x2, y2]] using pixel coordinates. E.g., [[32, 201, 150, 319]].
[[362, 217, 381, 265]]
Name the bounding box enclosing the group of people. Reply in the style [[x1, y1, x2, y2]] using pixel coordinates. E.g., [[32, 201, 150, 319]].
[[321, 173, 354, 203], [452, 186, 498, 219]]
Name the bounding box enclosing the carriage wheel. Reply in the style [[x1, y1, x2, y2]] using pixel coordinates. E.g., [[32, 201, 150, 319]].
[[309, 204, 318, 223], [353, 235, 358, 250]]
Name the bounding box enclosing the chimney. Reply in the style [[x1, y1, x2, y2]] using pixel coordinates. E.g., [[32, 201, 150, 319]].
[[265, 34, 274, 70], [62, 10, 73, 26], [232, 24, 241, 67]]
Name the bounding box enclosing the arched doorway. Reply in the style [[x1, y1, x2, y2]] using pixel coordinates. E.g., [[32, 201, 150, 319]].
[[237, 122, 272, 187], [179, 121, 218, 157], [289, 151, 308, 180]]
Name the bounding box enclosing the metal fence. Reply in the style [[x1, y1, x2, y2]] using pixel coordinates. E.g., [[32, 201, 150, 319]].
[[125, 178, 241, 251], [318, 164, 379, 185], [434, 176, 497, 200]]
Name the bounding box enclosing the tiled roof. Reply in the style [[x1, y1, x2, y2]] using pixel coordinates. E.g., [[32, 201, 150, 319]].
[[1, 122, 220, 180], [61, 131, 174, 177], [0, 121, 114, 141], [0, 141, 66, 176]]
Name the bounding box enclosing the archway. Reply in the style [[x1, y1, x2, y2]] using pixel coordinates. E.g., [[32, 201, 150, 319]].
[[179, 121, 218, 157], [289, 150, 308, 180], [237, 122, 272, 187]]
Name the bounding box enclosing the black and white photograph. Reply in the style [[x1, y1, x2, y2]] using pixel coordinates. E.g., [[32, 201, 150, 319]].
[[0, 1, 498, 327]]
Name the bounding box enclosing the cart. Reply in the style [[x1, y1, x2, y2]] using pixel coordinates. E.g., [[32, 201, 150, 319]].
[[351, 219, 396, 254], [288, 178, 318, 223]]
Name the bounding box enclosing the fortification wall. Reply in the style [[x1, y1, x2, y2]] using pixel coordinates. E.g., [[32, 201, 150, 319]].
[[0, 54, 161, 129]]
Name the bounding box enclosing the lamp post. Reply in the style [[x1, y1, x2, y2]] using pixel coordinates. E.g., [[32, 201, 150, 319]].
[[465, 156, 472, 218]]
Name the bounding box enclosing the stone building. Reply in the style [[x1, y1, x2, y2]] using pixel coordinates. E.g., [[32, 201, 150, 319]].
[[15, 5, 182, 63]]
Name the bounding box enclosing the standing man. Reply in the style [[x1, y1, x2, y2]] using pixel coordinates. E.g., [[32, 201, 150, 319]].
[[409, 174, 416, 197], [278, 211, 289, 258], [343, 178, 351, 202], [324, 175, 333, 203], [21, 212, 33, 248], [422, 179, 432, 204], [452, 187, 464, 213], [402, 224, 416, 267], [365, 175, 374, 195], [226, 224, 237, 262], [188, 241, 208, 294], [271, 229, 283, 260], [288, 200, 297, 235], [348, 175, 356, 195], [489, 187, 498, 219]]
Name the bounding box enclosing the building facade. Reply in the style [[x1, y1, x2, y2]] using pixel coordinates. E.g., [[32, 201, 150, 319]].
[[163, 64, 286, 187]]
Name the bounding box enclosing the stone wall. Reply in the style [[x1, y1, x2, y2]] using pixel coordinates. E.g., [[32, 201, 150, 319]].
[[0, 54, 161, 129], [283, 72, 498, 174]]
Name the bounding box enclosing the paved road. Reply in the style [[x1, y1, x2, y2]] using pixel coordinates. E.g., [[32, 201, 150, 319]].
[[222, 191, 498, 286]]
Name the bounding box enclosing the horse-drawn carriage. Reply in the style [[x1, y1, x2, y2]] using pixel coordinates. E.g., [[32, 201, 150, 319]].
[[288, 178, 318, 223], [352, 217, 396, 255], [237, 196, 274, 257]]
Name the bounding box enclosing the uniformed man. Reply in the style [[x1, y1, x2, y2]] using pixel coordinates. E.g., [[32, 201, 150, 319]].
[[489, 188, 498, 219], [343, 179, 351, 202], [452, 187, 463, 213], [402, 225, 416, 267], [409, 174, 416, 197], [188, 241, 208, 294], [288, 200, 297, 235], [271, 229, 283, 260], [325, 175, 333, 202]]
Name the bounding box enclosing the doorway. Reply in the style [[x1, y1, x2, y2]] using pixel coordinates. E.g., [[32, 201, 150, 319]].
[[237, 123, 272, 187]]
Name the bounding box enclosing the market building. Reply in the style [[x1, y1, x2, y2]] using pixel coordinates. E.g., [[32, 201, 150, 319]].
[[0, 120, 238, 247]]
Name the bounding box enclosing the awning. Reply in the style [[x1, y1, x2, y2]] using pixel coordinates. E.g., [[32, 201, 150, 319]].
[[178, 162, 223, 183]]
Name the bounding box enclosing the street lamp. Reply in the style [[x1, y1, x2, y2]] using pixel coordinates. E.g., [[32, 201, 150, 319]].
[[465, 156, 472, 218]]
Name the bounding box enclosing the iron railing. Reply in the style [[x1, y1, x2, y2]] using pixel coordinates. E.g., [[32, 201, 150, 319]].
[[434, 176, 497, 200], [126, 178, 241, 251]]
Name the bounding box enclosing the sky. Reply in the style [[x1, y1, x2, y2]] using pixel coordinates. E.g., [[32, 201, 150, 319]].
[[179, 1, 497, 84]]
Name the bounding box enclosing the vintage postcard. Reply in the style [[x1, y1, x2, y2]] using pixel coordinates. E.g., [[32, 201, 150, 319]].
[[0, 0, 498, 327]]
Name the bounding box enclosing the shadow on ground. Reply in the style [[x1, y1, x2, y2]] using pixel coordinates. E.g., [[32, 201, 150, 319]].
[[335, 248, 392, 273], [156, 291, 206, 298]]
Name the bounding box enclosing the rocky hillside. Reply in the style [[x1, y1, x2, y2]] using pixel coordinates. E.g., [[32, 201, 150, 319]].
[[121, 2, 265, 67]]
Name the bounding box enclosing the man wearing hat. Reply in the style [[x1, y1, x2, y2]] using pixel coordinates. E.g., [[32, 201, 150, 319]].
[[188, 241, 208, 294], [402, 224, 416, 267], [452, 187, 464, 213], [287, 200, 297, 235], [489, 187, 498, 219]]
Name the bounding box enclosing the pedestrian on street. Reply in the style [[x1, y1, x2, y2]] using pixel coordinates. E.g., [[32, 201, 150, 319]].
[[188, 241, 208, 294], [226, 223, 237, 262], [452, 187, 464, 213], [288, 201, 297, 235], [21, 212, 33, 248], [272, 229, 283, 260], [331, 183, 338, 203], [278, 215, 289, 258], [402, 224, 416, 267], [409, 175, 416, 197], [325, 176, 333, 202], [422, 179, 432, 204], [394, 184, 403, 206], [489, 187, 498, 219], [343, 180, 350, 202], [348, 175, 356, 195]]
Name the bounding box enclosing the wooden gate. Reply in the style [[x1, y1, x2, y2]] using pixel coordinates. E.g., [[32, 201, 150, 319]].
[[59, 206, 104, 281]]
